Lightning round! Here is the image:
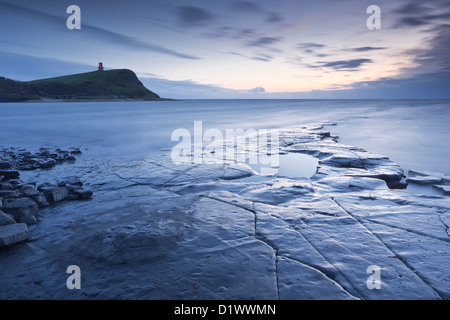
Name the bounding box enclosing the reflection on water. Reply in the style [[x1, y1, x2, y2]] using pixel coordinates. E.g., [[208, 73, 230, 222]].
[[248, 152, 318, 178]]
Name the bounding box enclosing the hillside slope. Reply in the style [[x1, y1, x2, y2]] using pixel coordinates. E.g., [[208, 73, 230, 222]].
[[0, 69, 161, 102]]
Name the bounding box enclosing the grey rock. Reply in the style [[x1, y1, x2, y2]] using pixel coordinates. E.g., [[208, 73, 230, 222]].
[[38, 159, 57, 168], [0, 170, 20, 180], [43, 187, 69, 204], [37, 182, 58, 192], [20, 215, 37, 225], [433, 185, 450, 196], [22, 188, 41, 197], [387, 177, 408, 190], [69, 147, 82, 154], [0, 182, 14, 190], [407, 176, 443, 185], [0, 223, 28, 246], [68, 185, 82, 192], [0, 210, 16, 226], [8, 179, 23, 186], [64, 153, 76, 161], [75, 190, 93, 199], [20, 184, 35, 191], [67, 193, 80, 200], [2, 198, 38, 224], [0, 190, 20, 198], [0, 161, 11, 169], [57, 181, 67, 187], [33, 195, 49, 208], [66, 178, 83, 186]]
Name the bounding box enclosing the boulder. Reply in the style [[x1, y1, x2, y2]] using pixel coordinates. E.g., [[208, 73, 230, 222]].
[[0, 170, 20, 180], [0, 210, 16, 226], [0, 223, 28, 246], [23, 188, 41, 197], [66, 178, 83, 186], [2, 198, 38, 224], [64, 153, 76, 161], [0, 182, 14, 190], [33, 195, 49, 208], [0, 190, 20, 198], [37, 182, 58, 192], [0, 161, 11, 169], [43, 187, 69, 204], [75, 190, 93, 199]]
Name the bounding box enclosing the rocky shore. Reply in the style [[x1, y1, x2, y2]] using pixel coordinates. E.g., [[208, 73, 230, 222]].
[[0, 147, 93, 247], [0, 123, 448, 299]]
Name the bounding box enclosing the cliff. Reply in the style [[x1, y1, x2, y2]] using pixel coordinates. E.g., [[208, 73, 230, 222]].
[[0, 69, 162, 102]]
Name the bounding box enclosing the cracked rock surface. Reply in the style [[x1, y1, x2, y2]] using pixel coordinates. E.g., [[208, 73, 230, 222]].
[[0, 123, 448, 299]]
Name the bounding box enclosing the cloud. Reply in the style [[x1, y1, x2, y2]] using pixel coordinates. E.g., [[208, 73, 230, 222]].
[[247, 36, 281, 47], [176, 6, 215, 27], [320, 59, 372, 70], [232, 1, 263, 13], [83, 24, 200, 60], [0, 51, 94, 80], [248, 87, 265, 93], [204, 26, 256, 40], [297, 43, 325, 50], [251, 55, 272, 62], [222, 51, 272, 62], [393, 0, 450, 28], [0, 1, 200, 60], [344, 47, 387, 52], [266, 12, 283, 23]]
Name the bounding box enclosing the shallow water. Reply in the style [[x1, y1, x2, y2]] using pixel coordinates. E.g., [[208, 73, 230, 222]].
[[248, 153, 318, 178], [0, 99, 448, 175]]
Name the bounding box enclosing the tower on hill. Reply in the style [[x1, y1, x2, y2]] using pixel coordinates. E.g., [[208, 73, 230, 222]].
[[98, 62, 104, 71]]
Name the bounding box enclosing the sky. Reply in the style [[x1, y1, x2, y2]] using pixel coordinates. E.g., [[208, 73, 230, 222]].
[[0, 0, 449, 99]]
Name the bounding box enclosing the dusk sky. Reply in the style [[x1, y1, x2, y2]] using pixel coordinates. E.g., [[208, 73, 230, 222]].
[[1, 0, 449, 98]]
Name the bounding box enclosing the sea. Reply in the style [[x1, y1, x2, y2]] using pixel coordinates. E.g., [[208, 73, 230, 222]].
[[1, 99, 449, 175]]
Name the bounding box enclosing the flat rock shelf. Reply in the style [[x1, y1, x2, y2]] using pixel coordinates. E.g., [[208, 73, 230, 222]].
[[0, 123, 448, 300]]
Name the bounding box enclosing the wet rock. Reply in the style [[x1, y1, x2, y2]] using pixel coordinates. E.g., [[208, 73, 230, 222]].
[[74, 190, 93, 199], [0, 190, 20, 199], [38, 158, 57, 169], [22, 188, 41, 197], [0, 210, 16, 226], [407, 176, 443, 185], [69, 147, 82, 154], [43, 187, 69, 204], [37, 182, 58, 192], [67, 194, 80, 200], [319, 154, 364, 169], [20, 215, 37, 225], [8, 179, 23, 186], [387, 177, 408, 190], [0, 170, 20, 180], [0, 223, 28, 246], [63, 153, 76, 161], [0, 161, 11, 169], [66, 178, 83, 186], [32, 195, 49, 208], [2, 198, 38, 225], [0, 182, 14, 190], [433, 185, 450, 196]]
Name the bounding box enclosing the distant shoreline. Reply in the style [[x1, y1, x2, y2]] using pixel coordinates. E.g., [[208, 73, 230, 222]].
[[3, 98, 178, 103]]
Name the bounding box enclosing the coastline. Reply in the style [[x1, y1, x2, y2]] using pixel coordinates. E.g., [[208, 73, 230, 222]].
[[1, 118, 448, 299], [3, 98, 178, 103]]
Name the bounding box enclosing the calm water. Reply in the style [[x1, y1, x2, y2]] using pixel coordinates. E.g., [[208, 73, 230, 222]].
[[0, 99, 449, 175]]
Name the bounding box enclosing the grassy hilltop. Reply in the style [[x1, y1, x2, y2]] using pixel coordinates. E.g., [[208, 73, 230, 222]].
[[0, 69, 162, 102]]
